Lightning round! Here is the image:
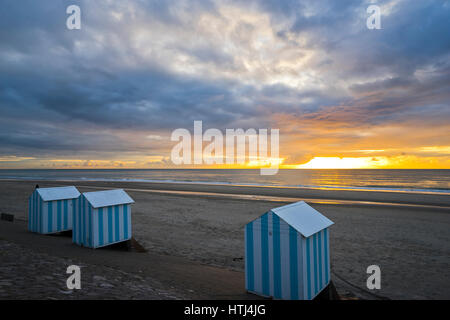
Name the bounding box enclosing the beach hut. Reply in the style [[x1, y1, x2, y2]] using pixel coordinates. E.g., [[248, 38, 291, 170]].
[[245, 201, 334, 300], [28, 186, 80, 234], [73, 189, 134, 248]]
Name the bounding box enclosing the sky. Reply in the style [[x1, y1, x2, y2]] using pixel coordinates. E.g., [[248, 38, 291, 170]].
[[0, 0, 449, 169]]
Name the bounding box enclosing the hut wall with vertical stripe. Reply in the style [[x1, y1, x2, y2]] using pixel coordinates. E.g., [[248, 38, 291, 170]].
[[28, 187, 79, 234], [245, 202, 333, 300], [72, 194, 132, 248]]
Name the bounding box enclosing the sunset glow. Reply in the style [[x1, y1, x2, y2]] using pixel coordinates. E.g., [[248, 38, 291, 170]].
[[0, 1, 449, 170], [295, 157, 389, 169]]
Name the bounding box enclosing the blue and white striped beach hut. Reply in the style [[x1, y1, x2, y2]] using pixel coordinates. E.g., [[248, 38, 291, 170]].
[[245, 201, 334, 300], [28, 186, 80, 234], [73, 189, 134, 248]]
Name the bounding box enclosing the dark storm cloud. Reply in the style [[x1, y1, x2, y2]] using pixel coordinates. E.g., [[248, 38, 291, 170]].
[[0, 0, 449, 160], [254, 0, 450, 125]]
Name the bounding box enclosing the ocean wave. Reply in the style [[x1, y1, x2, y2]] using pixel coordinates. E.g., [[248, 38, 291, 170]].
[[1, 175, 449, 195]]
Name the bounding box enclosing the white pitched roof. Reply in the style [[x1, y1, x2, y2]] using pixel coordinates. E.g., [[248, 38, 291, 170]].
[[83, 189, 134, 208], [270, 201, 334, 238], [36, 186, 80, 202]]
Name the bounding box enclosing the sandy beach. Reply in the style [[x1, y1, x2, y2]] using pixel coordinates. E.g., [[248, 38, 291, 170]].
[[0, 179, 449, 300]]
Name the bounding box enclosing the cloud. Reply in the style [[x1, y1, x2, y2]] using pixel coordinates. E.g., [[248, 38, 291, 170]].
[[0, 0, 449, 167]]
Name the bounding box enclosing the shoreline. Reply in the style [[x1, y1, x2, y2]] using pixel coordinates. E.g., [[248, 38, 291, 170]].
[[70, 184, 450, 212], [1, 177, 449, 196], [1, 179, 448, 208]]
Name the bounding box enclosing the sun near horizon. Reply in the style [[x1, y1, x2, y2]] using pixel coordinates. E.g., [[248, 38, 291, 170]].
[[2, 154, 450, 170]]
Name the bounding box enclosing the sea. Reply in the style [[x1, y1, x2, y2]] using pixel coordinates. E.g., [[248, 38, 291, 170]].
[[0, 169, 449, 194]]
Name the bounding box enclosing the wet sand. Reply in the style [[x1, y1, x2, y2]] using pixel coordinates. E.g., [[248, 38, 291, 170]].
[[0, 180, 449, 299]]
